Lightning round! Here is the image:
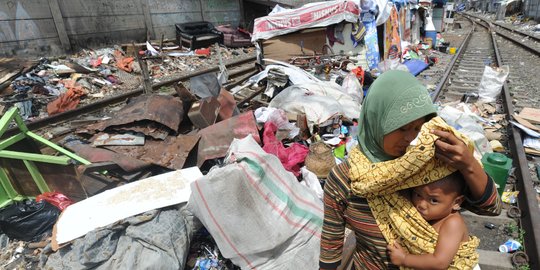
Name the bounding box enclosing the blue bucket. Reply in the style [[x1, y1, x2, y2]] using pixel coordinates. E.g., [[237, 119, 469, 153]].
[[426, 30, 437, 47]]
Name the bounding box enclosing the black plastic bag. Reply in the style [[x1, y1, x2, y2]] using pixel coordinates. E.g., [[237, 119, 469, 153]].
[[0, 199, 60, 241]]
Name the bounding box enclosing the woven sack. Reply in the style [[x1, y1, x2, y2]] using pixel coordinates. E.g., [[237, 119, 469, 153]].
[[305, 142, 336, 178]]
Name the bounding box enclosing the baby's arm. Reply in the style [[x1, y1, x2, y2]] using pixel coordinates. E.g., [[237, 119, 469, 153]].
[[387, 215, 466, 270]]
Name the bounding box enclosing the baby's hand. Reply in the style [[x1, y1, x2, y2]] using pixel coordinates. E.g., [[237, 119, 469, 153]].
[[387, 241, 407, 266]]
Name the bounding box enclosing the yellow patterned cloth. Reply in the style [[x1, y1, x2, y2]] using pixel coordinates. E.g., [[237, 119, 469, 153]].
[[349, 116, 480, 270]]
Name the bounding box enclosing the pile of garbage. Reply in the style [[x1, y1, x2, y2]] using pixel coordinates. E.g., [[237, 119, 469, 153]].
[[0, 43, 255, 122], [2, 1, 530, 269]]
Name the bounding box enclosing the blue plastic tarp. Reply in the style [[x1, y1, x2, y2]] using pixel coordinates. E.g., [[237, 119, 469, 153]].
[[404, 59, 429, 76]]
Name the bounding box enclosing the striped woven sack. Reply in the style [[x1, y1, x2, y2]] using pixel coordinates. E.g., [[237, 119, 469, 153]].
[[188, 135, 323, 269]]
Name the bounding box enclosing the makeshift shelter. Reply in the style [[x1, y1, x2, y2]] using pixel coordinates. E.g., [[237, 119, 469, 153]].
[[251, 0, 362, 62]]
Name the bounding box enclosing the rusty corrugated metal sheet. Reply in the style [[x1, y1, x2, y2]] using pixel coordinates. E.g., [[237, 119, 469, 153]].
[[66, 143, 151, 172], [197, 111, 260, 166], [107, 134, 200, 170], [82, 95, 184, 137]]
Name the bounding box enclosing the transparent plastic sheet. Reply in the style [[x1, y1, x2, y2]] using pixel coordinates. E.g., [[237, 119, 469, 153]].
[[341, 72, 364, 103]]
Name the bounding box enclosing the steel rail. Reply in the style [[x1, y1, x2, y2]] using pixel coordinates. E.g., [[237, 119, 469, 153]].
[[492, 21, 540, 42], [487, 20, 540, 269], [436, 14, 539, 268], [465, 13, 540, 56], [466, 13, 540, 43], [1, 56, 257, 139], [432, 16, 476, 101]]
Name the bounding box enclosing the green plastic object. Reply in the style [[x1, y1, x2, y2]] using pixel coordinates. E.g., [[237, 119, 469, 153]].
[[0, 107, 91, 208], [481, 153, 513, 197], [333, 144, 346, 160]]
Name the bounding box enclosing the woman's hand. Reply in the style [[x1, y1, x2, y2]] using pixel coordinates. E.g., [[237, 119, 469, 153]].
[[431, 129, 489, 200], [387, 242, 407, 266], [431, 129, 475, 171]]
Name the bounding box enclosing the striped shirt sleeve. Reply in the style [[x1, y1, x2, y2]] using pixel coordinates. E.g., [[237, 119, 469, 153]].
[[319, 163, 349, 269], [464, 175, 502, 216]]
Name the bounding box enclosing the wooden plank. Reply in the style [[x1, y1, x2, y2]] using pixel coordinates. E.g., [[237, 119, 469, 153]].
[[0, 0, 52, 20], [48, 0, 71, 51], [139, 0, 155, 39], [513, 114, 540, 132], [148, 0, 200, 14], [63, 15, 145, 35], [57, 0, 140, 17], [0, 19, 58, 42]]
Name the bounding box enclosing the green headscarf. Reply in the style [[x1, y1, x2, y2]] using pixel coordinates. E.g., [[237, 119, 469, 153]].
[[357, 70, 436, 162]]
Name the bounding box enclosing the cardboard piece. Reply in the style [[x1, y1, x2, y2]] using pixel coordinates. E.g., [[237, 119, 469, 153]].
[[513, 114, 540, 132], [525, 148, 540, 156], [519, 107, 540, 124], [261, 28, 327, 62]]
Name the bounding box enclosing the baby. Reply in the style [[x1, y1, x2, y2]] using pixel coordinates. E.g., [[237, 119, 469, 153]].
[[387, 171, 471, 270]]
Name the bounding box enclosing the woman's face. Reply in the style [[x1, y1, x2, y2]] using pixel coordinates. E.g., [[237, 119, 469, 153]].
[[382, 118, 426, 157]]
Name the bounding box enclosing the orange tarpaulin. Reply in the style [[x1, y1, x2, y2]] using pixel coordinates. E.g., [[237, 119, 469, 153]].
[[47, 80, 86, 115]]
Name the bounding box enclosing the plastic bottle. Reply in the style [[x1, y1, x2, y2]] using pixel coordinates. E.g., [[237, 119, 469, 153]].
[[481, 153, 513, 196]]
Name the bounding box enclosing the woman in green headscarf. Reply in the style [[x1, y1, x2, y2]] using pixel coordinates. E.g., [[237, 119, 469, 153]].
[[319, 70, 501, 270]]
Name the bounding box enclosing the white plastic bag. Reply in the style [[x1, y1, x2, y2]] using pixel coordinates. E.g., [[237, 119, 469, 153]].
[[267, 108, 300, 138], [341, 72, 363, 103], [438, 104, 492, 158], [478, 65, 509, 103], [300, 167, 324, 201]]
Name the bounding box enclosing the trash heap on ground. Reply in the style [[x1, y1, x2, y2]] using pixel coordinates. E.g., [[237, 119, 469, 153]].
[[1, 0, 533, 269], [0, 43, 255, 122]]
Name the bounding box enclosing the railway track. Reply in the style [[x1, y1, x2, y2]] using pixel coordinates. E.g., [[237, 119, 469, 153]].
[[2, 13, 539, 269], [1, 55, 258, 139], [435, 13, 540, 269]]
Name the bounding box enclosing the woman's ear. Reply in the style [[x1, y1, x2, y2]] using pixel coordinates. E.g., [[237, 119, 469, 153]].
[[452, 195, 465, 211]]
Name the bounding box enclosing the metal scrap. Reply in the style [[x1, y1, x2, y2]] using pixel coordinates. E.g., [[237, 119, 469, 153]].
[[81, 94, 184, 137], [91, 132, 145, 147], [107, 134, 200, 170], [65, 141, 151, 172], [197, 111, 260, 167]]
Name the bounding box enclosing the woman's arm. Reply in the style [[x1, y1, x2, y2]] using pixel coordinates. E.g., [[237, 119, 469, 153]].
[[320, 166, 349, 270], [431, 130, 502, 215]]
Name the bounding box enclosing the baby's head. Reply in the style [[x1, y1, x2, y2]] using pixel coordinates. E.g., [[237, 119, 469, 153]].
[[411, 171, 466, 222]]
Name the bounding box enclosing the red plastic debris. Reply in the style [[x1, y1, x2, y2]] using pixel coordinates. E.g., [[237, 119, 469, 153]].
[[90, 57, 102, 68], [262, 122, 309, 176], [195, 48, 211, 56], [36, 192, 74, 211]]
